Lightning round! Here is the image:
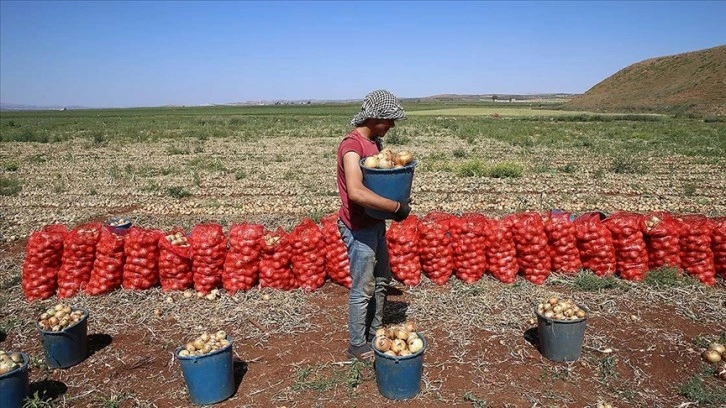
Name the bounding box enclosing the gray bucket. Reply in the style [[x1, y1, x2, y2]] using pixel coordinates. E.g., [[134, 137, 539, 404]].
[[534, 304, 588, 362]]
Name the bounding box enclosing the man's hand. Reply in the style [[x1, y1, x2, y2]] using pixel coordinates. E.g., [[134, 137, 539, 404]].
[[393, 199, 411, 222]]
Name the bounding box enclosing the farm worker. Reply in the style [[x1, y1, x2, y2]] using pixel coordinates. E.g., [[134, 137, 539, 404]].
[[336, 89, 412, 361]]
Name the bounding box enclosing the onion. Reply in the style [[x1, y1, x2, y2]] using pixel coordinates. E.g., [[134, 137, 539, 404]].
[[393, 327, 409, 341], [709, 342, 726, 354], [9, 352, 23, 364], [374, 328, 386, 338], [391, 339, 406, 354], [377, 158, 394, 169], [395, 151, 414, 166], [702, 349, 722, 363], [408, 337, 424, 353], [403, 321, 416, 332], [374, 336, 391, 352], [363, 156, 379, 168]]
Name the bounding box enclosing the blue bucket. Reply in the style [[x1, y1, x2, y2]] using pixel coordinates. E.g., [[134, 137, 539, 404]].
[[360, 160, 417, 220], [176, 337, 235, 405], [0, 352, 30, 408], [535, 304, 588, 362], [372, 334, 426, 400], [36, 308, 88, 369]]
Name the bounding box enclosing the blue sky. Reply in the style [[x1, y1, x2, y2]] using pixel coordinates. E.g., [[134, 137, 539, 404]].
[[1, 1, 724, 108]]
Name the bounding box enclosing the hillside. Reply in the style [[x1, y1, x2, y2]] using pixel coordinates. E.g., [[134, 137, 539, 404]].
[[566, 45, 726, 116]]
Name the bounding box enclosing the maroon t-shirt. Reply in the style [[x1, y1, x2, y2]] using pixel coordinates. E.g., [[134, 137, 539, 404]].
[[337, 130, 383, 230]]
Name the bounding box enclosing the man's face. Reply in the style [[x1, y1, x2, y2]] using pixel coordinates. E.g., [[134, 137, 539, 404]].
[[371, 119, 396, 137]]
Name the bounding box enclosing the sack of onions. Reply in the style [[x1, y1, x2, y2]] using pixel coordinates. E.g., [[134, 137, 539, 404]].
[[371, 321, 425, 357], [535, 297, 587, 321], [176, 331, 232, 358], [36, 303, 87, 332], [0, 350, 25, 375]]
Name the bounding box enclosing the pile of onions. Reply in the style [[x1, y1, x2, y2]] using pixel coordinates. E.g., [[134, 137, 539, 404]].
[[37, 303, 85, 332], [178, 330, 230, 357], [0, 350, 24, 375], [362, 148, 414, 169], [372, 322, 424, 356], [700, 342, 726, 381], [165, 231, 189, 247], [536, 297, 587, 321]]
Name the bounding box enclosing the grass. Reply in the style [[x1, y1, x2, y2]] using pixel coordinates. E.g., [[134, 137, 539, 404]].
[[463, 391, 488, 407], [643, 267, 699, 287], [455, 160, 523, 178], [0, 176, 22, 196], [569, 271, 622, 292], [166, 186, 191, 199], [677, 368, 726, 405]]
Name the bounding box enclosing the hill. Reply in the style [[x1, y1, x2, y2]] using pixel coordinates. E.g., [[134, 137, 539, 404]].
[[566, 45, 726, 116]]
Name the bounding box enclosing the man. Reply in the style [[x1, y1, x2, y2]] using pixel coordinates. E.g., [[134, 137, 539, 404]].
[[336, 89, 412, 361]]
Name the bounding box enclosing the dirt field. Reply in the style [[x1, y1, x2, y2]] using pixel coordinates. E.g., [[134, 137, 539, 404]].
[[1, 109, 725, 407]]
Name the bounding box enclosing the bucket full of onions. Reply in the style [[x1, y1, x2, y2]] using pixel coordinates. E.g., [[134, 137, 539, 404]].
[[35, 304, 89, 369], [371, 322, 426, 400], [175, 330, 235, 405], [534, 297, 589, 362], [360, 148, 417, 220], [0, 350, 30, 407]]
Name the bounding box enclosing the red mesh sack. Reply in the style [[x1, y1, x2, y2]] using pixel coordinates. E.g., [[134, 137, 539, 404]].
[[676, 215, 715, 285], [643, 211, 682, 270], [259, 227, 296, 290], [542, 211, 581, 274], [223, 223, 263, 293], [386, 215, 422, 287], [417, 212, 454, 286], [189, 223, 227, 294], [450, 213, 489, 284], [320, 214, 351, 289], [510, 212, 551, 285], [86, 226, 126, 295], [485, 216, 519, 283], [22, 224, 68, 301], [712, 217, 726, 279], [574, 212, 616, 277], [603, 212, 650, 281], [57, 222, 102, 298], [289, 218, 327, 291], [122, 227, 162, 290], [158, 228, 193, 292]]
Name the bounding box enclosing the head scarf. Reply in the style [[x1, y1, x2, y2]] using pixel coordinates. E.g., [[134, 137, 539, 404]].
[[350, 89, 407, 127]]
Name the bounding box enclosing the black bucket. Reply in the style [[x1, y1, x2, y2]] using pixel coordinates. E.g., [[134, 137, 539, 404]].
[[360, 160, 417, 220], [0, 352, 30, 408], [534, 304, 588, 362], [36, 308, 89, 369], [372, 334, 427, 400]]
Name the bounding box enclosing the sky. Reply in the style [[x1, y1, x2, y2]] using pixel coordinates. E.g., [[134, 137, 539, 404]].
[[1, 1, 724, 108]]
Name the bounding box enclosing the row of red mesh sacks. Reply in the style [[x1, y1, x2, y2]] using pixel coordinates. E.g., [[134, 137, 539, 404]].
[[21, 210, 726, 301]]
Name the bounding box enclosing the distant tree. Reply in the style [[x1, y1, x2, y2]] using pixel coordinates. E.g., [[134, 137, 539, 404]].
[[492, 95, 498, 102]]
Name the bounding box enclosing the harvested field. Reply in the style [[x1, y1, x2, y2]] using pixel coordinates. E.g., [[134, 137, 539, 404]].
[[1, 104, 725, 407]]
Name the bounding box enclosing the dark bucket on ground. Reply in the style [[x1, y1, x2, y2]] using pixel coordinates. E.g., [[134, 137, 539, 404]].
[[534, 304, 588, 362], [36, 308, 89, 369], [176, 337, 235, 405], [0, 352, 30, 408], [360, 160, 417, 220], [372, 334, 427, 400]]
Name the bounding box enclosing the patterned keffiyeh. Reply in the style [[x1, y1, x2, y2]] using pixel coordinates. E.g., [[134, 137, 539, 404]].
[[350, 89, 407, 127]]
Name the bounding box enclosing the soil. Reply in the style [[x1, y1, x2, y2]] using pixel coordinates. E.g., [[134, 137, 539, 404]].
[[2, 227, 725, 408]]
